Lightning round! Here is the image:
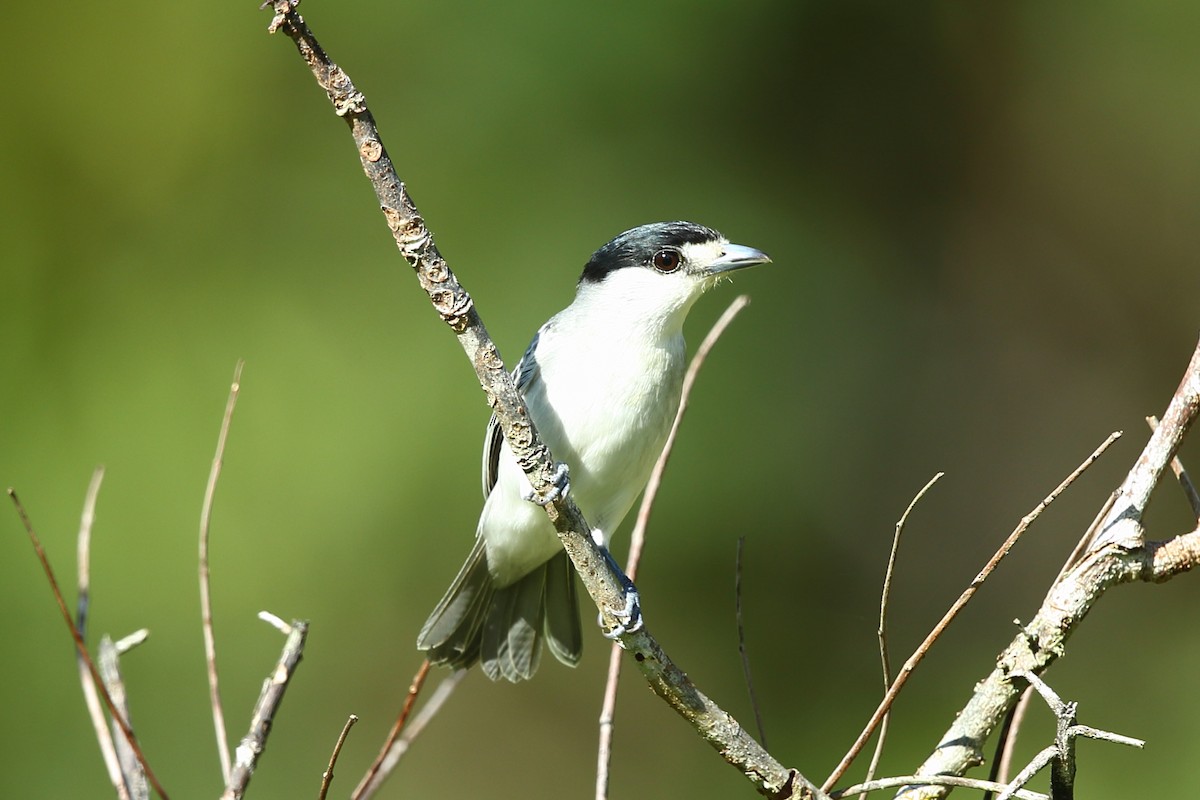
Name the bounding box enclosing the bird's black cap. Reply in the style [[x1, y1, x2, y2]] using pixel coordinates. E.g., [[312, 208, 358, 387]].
[[579, 221, 723, 284]]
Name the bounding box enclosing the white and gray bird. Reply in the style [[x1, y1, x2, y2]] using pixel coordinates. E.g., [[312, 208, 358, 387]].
[[417, 221, 771, 681]]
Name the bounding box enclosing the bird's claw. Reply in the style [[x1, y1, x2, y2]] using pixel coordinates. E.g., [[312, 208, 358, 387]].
[[523, 462, 570, 506], [600, 587, 643, 639], [593, 543, 642, 638]]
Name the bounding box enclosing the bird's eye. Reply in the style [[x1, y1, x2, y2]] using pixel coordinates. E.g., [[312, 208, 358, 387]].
[[651, 249, 682, 273]]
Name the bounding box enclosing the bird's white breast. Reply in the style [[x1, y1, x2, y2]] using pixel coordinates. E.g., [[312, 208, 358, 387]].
[[480, 306, 688, 587]]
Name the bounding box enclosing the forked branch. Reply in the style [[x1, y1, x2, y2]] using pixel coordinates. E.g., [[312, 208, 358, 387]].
[[895, 337, 1200, 799]]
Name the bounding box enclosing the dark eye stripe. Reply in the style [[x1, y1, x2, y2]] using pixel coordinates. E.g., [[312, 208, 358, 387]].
[[579, 221, 724, 284]]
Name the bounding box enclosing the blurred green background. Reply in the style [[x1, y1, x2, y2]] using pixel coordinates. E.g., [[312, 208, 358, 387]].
[[3, 1, 1198, 798]]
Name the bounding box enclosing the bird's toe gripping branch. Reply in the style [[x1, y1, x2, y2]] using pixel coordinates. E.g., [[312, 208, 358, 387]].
[[523, 461, 571, 506], [596, 542, 643, 639]]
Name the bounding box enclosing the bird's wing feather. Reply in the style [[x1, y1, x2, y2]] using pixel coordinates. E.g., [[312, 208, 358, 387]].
[[543, 550, 583, 666], [481, 328, 543, 497]]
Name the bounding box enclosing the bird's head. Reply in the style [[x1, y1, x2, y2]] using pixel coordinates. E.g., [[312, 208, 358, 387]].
[[580, 221, 771, 286], [574, 221, 771, 332]]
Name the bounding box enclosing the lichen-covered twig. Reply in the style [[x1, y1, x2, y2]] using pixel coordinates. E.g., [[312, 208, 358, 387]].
[[219, 616, 308, 800], [896, 338, 1200, 799]]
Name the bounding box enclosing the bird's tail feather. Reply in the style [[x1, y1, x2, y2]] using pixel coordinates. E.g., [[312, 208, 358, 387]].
[[417, 537, 493, 667], [417, 543, 582, 682]]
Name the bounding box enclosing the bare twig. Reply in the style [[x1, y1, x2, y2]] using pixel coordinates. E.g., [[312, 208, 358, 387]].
[[1147, 415, 1200, 519], [627, 295, 751, 555], [825, 433, 1119, 791], [832, 774, 1048, 800], [114, 629, 150, 653], [859, 473, 943, 799], [354, 668, 467, 800], [988, 685, 1035, 797], [71, 467, 131, 800], [99, 633, 150, 800], [352, 659, 433, 800], [220, 615, 308, 800], [9, 488, 170, 800], [261, 8, 814, 795], [994, 672, 1144, 800], [896, 342, 1200, 799], [1086, 345, 1200, 552], [735, 536, 767, 749], [75, 466, 104, 637], [257, 609, 292, 634], [596, 640, 623, 800], [318, 714, 359, 800], [901, 529, 1200, 781], [200, 360, 244, 783], [596, 295, 751, 800]]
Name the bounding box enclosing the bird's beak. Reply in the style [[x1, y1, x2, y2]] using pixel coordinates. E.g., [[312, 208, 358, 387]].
[[704, 243, 772, 275]]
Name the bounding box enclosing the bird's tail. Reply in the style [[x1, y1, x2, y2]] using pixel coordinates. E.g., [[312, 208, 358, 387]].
[[417, 540, 583, 682]]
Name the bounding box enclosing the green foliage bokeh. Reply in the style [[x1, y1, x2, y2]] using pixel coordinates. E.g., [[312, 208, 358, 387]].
[[3, 2, 1198, 798]]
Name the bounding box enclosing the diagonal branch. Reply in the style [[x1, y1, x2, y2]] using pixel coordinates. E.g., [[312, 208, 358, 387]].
[[895, 337, 1200, 799], [858, 472, 943, 800], [1086, 341, 1200, 551], [826, 432, 1119, 791], [596, 296, 751, 800], [8, 489, 170, 800], [352, 659, 432, 800], [1146, 415, 1200, 520], [318, 714, 358, 800], [995, 671, 1144, 800], [353, 667, 468, 800], [99, 631, 152, 800], [73, 467, 131, 800], [199, 360, 244, 783], [262, 4, 818, 797], [219, 615, 308, 800]]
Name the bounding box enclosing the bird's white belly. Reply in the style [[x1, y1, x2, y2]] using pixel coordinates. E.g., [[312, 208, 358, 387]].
[[480, 334, 684, 586]]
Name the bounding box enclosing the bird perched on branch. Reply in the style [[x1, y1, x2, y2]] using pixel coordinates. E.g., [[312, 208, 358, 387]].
[[417, 221, 770, 681]]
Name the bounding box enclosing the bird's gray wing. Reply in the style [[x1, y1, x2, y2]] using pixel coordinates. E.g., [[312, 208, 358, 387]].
[[481, 328, 544, 497]]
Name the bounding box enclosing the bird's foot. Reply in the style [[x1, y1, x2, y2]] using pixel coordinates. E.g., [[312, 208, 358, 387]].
[[596, 544, 643, 638], [523, 462, 570, 506], [600, 586, 643, 639]]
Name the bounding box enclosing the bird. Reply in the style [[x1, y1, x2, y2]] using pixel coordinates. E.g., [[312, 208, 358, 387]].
[[417, 220, 771, 681]]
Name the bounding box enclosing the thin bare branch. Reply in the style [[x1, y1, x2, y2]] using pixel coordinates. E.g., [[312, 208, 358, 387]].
[[898, 535, 1200, 799], [895, 340, 1200, 799], [628, 294, 751, 553], [76, 466, 104, 636], [596, 642, 622, 800], [987, 685, 1035, 799], [1147, 415, 1200, 520], [826, 432, 1120, 792], [354, 668, 466, 800], [1000, 744, 1058, 800], [200, 359, 244, 783], [99, 634, 149, 800], [596, 295, 751, 800], [220, 616, 308, 800], [257, 609, 292, 634], [72, 467, 130, 800], [993, 672, 1144, 800], [1087, 344, 1200, 551], [831, 774, 1047, 800], [262, 8, 813, 792], [8, 488, 170, 800], [735, 536, 768, 749], [352, 659, 434, 800], [859, 472, 943, 800], [318, 714, 359, 800]]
